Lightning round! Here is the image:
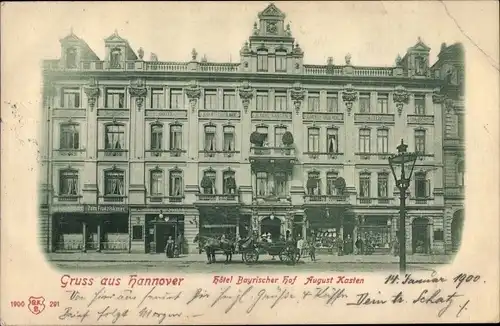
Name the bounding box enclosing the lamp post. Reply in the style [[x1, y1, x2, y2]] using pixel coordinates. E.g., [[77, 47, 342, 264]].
[[388, 139, 418, 274]]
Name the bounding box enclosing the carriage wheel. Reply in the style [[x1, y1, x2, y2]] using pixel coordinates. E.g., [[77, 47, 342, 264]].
[[279, 251, 290, 262], [243, 249, 259, 264]]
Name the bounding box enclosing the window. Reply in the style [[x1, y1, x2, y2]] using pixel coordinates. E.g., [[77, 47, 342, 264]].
[[223, 171, 236, 194], [169, 170, 183, 196], [106, 89, 125, 108], [256, 92, 268, 111], [274, 172, 287, 196], [203, 170, 216, 194], [223, 126, 235, 151], [150, 124, 163, 150], [415, 130, 426, 154], [377, 129, 389, 153], [377, 94, 388, 113], [308, 128, 320, 152], [256, 172, 268, 196], [105, 125, 125, 149], [327, 94, 338, 112], [359, 173, 371, 198], [257, 51, 268, 72], [150, 170, 163, 196], [414, 172, 430, 198], [377, 173, 389, 197], [104, 170, 124, 196], [275, 51, 287, 72], [65, 47, 77, 68], [204, 126, 216, 151], [110, 48, 122, 68], [457, 115, 464, 138], [60, 124, 80, 149], [223, 91, 236, 110], [307, 172, 320, 195], [256, 126, 268, 144], [326, 128, 338, 153], [170, 89, 183, 109], [359, 129, 371, 153], [359, 94, 370, 113], [457, 161, 464, 187], [169, 125, 182, 150], [308, 93, 320, 112], [204, 90, 217, 110], [275, 126, 286, 147], [151, 89, 164, 109], [61, 88, 80, 108], [415, 96, 426, 115], [274, 92, 287, 111], [132, 225, 143, 240], [326, 172, 339, 195], [59, 169, 78, 195]]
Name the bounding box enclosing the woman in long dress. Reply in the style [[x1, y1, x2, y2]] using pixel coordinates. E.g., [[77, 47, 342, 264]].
[[165, 236, 175, 258]]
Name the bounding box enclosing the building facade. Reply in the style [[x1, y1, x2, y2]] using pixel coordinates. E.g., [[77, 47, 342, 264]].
[[40, 4, 460, 255]]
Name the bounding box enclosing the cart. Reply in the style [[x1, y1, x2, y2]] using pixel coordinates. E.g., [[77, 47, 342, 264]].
[[241, 239, 300, 265]]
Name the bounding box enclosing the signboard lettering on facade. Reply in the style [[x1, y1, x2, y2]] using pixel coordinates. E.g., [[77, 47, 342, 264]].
[[52, 205, 85, 213], [198, 110, 241, 119], [97, 109, 129, 117], [85, 205, 129, 213], [251, 112, 292, 120], [407, 115, 434, 125], [303, 112, 344, 122]]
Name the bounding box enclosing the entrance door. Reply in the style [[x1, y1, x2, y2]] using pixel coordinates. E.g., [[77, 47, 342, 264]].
[[451, 210, 464, 252], [412, 218, 430, 254], [155, 224, 168, 253], [260, 217, 281, 241]]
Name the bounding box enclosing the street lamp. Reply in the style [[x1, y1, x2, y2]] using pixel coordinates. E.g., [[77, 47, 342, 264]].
[[388, 139, 418, 274], [159, 210, 165, 221], [270, 212, 275, 220]]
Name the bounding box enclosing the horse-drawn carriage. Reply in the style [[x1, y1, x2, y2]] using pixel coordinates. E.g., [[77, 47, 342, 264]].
[[194, 234, 300, 265], [240, 238, 300, 265]]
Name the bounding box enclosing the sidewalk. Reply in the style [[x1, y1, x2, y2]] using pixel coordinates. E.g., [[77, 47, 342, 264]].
[[47, 252, 453, 264]]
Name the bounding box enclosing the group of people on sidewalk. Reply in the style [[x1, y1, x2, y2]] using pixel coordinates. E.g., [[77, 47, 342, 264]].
[[164, 234, 183, 258]]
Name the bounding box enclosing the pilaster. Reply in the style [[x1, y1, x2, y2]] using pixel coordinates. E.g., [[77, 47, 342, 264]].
[[184, 212, 200, 254]]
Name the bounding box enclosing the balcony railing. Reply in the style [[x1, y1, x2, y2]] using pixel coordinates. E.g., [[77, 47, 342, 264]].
[[250, 146, 295, 156], [196, 194, 238, 203], [304, 195, 348, 204], [44, 60, 414, 79], [444, 186, 464, 198], [146, 149, 186, 158]]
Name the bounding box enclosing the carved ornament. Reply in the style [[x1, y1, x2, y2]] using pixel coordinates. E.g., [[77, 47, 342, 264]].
[[393, 85, 409, 116], [84, 78, 100, 111], [238, 81, 254, 113], [341, 84, 357, 116], [290, 82, 305, 115], [185, 80, 201, 112]]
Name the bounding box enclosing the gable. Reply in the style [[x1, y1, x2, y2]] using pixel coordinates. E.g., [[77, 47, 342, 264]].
[[258, 3, 286, 19], [105, 31, 127, 43]]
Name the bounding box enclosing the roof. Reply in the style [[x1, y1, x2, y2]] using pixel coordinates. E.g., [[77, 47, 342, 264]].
[[408, 37, 430, 52]]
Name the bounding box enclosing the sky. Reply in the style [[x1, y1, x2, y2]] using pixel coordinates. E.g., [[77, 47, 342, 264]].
[[2, 1, 499, 68]]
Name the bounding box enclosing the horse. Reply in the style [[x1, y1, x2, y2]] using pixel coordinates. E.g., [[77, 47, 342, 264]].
[[193, 234, 235, 264]]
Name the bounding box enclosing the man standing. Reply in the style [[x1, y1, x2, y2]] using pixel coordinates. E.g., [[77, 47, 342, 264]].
[[297, 236, 305, 257]]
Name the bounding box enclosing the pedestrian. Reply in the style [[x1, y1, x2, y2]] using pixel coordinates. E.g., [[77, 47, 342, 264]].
[[355, 236, 363, 255], [297, 236, 304, 257], [165, 236, 175, 258], [308, 239, 316, 262]]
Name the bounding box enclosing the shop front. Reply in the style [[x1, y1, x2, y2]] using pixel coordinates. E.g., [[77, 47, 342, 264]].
[[198, 206, 240, 240], [53, 204, 129, 252], [305, 207, 351, 253], [357, 215, 394, 255]]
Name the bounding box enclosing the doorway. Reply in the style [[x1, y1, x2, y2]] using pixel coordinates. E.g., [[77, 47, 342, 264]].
[[260, 217, 282, 241], [451, 210, 464, 252], [412, 217, 430, 254]]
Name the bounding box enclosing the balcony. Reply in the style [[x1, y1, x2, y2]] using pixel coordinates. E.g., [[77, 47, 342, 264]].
[[304, 195, 349, 204], [444, 186, 464, 199], [249, 146, 297, 171], [53, 149, 86, 159], [147, 195, 184, 204], [98, 149, 128, 159], [145, 149, 186, 159], [195, 193, 239, 205]]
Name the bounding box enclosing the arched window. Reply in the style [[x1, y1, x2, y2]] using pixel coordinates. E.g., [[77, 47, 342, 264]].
[[104, 169, 125, 196], [359, 172, 371, 198], [307, 171, 320, 195], [204, 125, 216, 151], [60, 123, 80, 149], [457, 161, 465, 187], [150, 124, 163, 150], [169, 169, 183, 197], [326, 172, 339, 195], [105, 124, 125, 150], [170, 124, 182, 150], [308, 127, 320, 152], [202, 169, 216, 194], [66, 47, 77, 68], [223, 170, 236, 194]]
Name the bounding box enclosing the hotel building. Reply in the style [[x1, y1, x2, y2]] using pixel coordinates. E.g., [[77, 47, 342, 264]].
[[39, 4, 462, 255]]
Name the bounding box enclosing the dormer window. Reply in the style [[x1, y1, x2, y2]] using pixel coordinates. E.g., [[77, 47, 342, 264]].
[[275, 50, 287, 72], [66, 47, 77, 69], [110, 48, 122, 68]]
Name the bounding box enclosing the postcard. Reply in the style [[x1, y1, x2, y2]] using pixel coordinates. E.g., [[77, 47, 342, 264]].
[[1, 1, 499, 325]]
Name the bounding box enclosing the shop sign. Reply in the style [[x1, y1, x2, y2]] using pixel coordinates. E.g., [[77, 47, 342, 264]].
[[52, 205, 85, 213], [84, 205, 129, 213]]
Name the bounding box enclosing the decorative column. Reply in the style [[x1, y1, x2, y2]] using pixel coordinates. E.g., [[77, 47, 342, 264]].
[[342, 84, 358, 199], [184, 211, 199, 254], [83, 79, 100, 204], [96, 223, 101, 252], [185, 80, 202, 205], [429, 221, 434, 254]]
